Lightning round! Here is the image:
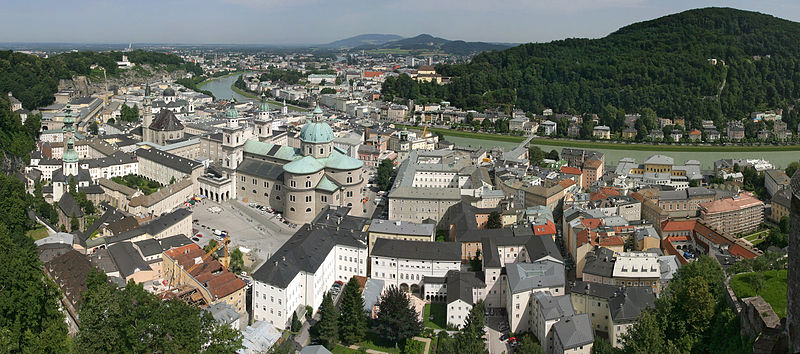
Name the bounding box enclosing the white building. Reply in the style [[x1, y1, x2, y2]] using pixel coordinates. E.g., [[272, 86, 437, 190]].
[[251, 223, 367, 330], [369, 239, 461, 293], [505, 260, 566, 333]]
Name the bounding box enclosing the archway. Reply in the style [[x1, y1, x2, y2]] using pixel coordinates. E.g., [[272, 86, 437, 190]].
[[400, 283, 409, 293], [410, 284, 420, 294]]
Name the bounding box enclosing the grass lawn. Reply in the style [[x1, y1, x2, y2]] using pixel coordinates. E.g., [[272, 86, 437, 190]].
[[111, 175, 162, 195], [332, 345, 361, 354], [730, 269, 787, 318], [423, 303, 447, 329], [396, 125, 800, 152], [742, 229, 770, 245], [357, 331, 402, 354], [26, 227, 49, 240]]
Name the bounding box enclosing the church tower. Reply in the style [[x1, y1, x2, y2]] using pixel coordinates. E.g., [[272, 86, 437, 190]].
[[299, 104, 334, 159], [281, 99, 288, 115], [142, 84, 153, 142], [255, 93, 272, 139], [221, 98, 244, 170]]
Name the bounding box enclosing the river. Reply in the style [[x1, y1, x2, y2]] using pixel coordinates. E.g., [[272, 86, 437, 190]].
[[443, 135, 800, 169], [198, 73, 253, 102]]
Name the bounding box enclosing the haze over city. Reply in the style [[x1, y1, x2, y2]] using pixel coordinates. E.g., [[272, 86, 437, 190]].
[[2, 0, 800, 44]]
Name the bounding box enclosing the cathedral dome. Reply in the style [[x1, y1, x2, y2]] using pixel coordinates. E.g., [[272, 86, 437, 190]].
[[299, 121, 334, 144]]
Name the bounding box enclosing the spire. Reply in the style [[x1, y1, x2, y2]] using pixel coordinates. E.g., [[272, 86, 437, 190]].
[[145, 83, 151, 98]]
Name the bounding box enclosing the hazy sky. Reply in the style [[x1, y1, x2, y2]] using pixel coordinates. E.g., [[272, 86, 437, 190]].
[[2, 0, 800, 45]]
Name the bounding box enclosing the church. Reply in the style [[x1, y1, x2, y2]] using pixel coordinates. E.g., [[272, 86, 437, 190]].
[[232, 105, 367, 225], [51, 104, 92, 202], [141, 84, 186, 145]]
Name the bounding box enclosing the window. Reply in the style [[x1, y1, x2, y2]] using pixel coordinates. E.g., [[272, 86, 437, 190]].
[[347, 176, 353, 183], [346, 191, 353, 197], [241, 176, 245, 182], [290, 195, 296, 202], [290, 180, 296, 188], [305, 196, 312, 203], [306, 208, 312, 213], [264, 181, 269, 187], [252, 178, 257, 185], [321, 195, 328, 202], [276, 185, 281, 191], [305, 180, 312, 188]]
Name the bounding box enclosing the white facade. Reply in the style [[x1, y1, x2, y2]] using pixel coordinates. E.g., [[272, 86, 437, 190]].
[[370, 255, 460, 291], [252, 243, 366, 330]]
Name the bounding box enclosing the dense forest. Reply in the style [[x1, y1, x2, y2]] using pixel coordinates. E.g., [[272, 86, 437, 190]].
[[382, 8, 800, 131], [0, 50, 202, 110]]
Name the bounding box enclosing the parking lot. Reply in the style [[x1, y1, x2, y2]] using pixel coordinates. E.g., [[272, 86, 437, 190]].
[[190, 198, 296, 270], [485, 308, 512, 354]]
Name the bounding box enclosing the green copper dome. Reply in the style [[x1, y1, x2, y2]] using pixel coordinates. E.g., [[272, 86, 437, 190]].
[[226, 106, 239, 118], [313, 105, 323, 114], [63, 138, 78, 163], [283, 156, 324, 175], [259, 101, 270, 112], [323, 150, 363, 170], [299, 121, 334, 144]]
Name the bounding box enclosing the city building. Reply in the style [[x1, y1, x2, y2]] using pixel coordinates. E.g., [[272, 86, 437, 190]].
[[370, 239, 461, 292], [366, 219, 435, 252], [699, 192, 764, 236]]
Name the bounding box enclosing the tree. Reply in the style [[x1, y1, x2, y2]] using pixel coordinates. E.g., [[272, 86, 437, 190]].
[[119, 103, 139, 123], [320, 87, 336, 95], [449, 301, 487, 354], [229, 248, 244, 274], [528, 146, 545, 166], [316, 292, 339, 349], [517, 333, 545, 354], [591, 337, 619, 354], [470, 250, 482, 272], [76, 268, 243, 353], [107, 117, 116, 125], [0, 227, 70, 352], [89, 121, 99, 135], [546, 149, 559, 161], [338, 277, 368, 345], [786, 161, 800, 179], [290, 312, 302, 332], [70, 212, 80, 231], [779, 216, 791, 234], [486, 211, 502, 229], [374, 286, 422, 345], [204, 239, 218, 254], [377, 159, 394, 191], [621, 310, 673, 354]]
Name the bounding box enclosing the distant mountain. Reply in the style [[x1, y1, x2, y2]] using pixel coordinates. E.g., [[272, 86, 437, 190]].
[[320, 34, 404, 49], [356, 34, 513, 55], [381, 7, 800, 133]]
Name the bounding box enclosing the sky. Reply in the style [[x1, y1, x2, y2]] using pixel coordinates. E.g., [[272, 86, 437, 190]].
[[2, 0, 800, 45]]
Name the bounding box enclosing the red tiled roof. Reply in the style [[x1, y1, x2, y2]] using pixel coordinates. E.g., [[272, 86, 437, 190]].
[[561, 166, 582, 175], [533, 220, 557, 236], [590, 187, 619, 201], [583, 159, 602, 169], [364, 71, 383, 78], [164, 244, 246, 299], [699, 192, 763, 214], [661, 219, 696, 232], [581, 218, 603, 229], [558, 178, 576, 189]]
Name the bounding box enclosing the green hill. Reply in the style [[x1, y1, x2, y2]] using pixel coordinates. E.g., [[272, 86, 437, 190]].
[[382, 7, 800, 131], [357, 34, 512, 55]]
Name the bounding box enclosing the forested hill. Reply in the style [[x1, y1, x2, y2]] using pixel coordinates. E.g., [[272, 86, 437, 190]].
[[382, 7, 800, 130]]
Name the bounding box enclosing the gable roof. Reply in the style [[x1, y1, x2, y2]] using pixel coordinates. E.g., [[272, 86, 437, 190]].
[[371, 239, 461, 261], [149, 109, 184, 131]]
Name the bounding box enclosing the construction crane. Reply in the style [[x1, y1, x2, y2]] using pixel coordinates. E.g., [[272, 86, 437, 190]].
[[174, 234, 230, 287]]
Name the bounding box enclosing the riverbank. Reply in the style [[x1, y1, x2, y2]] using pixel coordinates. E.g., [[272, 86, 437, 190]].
[[229, 83, 307, 112], [397, 125, 800, 153], [197, 71, 243, 87]]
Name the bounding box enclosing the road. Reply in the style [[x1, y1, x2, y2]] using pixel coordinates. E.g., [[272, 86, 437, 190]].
[[485, 310, 511, 354]]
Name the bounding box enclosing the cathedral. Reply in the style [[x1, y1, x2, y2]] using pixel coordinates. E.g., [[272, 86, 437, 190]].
[[232, 104, 367, 225]]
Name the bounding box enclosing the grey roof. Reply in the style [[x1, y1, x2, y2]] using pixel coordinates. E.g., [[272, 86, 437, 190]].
[[133, 238, 163, 257], [582, 247, 616, 278], [635, 226, 659, 241], [58, 192, 84, 218], [88, 208, 192, 248], [369, 219, 435, 237], [136, 148, 202, 175], [533, 291, 575, 321], [481, 237, 502, 268], [88, 248, 119, 275], [252, 224, 367, 288], [236, 158, 285, 180], [107, 242, 151, 278], [149, 109, 184, 131], [362, 278, 385, 313], [526, 235, 563, 263], [371, 239, 461, 261], [609, 287, 655, 322], [312, 206, 369, 232], [205, 302, 241, 325], [300, 346, 333, 354], [658, 255, 680, 281], [159, 234, 193, 250], [446, 270, 486, 305], [644, 155, 674, 165], [506, 260, 565, 293], [569, 280, 619, 299], [552, 314, 594, 349]]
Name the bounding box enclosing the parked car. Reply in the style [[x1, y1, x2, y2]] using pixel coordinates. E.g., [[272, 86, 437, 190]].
[[191, 237, 200, 242]]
